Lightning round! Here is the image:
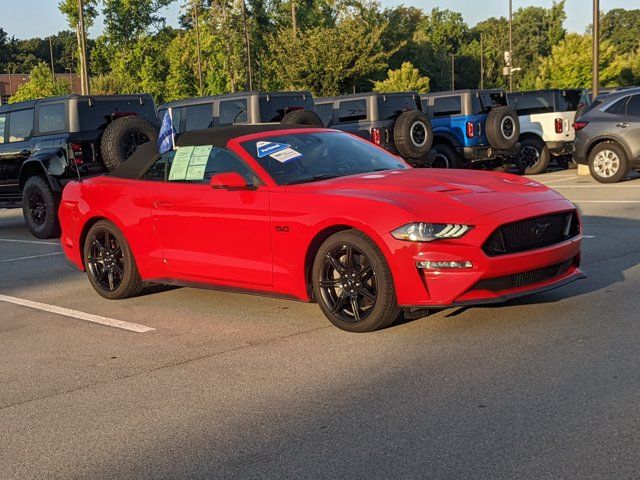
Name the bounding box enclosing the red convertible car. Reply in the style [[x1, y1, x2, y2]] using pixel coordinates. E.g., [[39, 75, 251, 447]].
[[60, 125, 584, 332]]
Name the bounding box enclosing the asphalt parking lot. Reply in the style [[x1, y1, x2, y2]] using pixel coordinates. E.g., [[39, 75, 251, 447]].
[[1, 169, 640, 479]]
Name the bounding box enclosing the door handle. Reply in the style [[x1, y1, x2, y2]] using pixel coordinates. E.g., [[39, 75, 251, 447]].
[[616, 122, 629, 128], [153, 200, 174, 209]]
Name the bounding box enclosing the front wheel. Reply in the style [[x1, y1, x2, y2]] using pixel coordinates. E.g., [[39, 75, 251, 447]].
[[515, 137, 551, 175], [83, 220, 143, 299], [588, 142, 629, 183], [312, 230, 401, 332]]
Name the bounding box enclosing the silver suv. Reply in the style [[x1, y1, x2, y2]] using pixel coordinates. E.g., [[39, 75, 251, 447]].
[[574, 88, 640, 183]]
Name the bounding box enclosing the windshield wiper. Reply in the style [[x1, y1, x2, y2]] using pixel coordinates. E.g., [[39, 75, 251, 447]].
[[286, 174, 341, 185]]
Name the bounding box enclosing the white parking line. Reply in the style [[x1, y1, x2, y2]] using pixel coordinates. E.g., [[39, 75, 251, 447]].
[[572, 200, 640, 203], [0, 252, 63, 263], [549, 185, 640, 188], [0, 238, 60, 246], [0, 294, 155, 333], [537, 176, 579, 184]]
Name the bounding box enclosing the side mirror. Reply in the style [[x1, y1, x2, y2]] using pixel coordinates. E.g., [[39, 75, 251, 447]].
[[210, 172, 252, 190]]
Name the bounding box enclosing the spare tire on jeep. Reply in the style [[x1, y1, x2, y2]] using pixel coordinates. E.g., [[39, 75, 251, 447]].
[[280, 109, 324, 127], [393, 110, 433, 159], [486, 106, 519, 150], [100, 116, 159, 171]]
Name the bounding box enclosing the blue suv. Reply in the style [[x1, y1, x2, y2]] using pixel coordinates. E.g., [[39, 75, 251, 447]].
[[421, 89, 521, 169]]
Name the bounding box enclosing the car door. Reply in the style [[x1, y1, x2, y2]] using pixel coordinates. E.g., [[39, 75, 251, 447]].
[[619, 94, 640, 161], [152, 144, 273, 286], [0, 108, 34, 196]]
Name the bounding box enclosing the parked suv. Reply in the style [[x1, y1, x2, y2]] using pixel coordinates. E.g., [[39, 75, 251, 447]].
[[574, 87, 640, 183], [507, 89, 583, 174], [421, 89, 520, 169], [0, 94, 158, 238], [157, 91, 323, 133], [314, 92, 433, 165]]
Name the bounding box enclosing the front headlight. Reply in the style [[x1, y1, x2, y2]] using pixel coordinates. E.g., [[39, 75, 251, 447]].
[[391, 223, 472, 242]]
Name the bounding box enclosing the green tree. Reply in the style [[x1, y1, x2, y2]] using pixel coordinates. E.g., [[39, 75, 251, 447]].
[[602, 8, 640, 52], [535, 33, 629, 89], [10, 63, 70, 103], [374, 62, 430, 93]]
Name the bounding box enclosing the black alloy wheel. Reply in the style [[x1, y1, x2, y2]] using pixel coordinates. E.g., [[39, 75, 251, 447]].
[[319, 243, 377, 324], [122, 131, 150, 158], [28, 192, 47, 225], [87, 228, 125, 292], [411, 122, 427, 147]]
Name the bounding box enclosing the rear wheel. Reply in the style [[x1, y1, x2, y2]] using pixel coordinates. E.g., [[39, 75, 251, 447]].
[[83, 220, 143, 299], [430, 144, 464, 169], [515, 137, 551, 175], [312, 230, 401, 332], [22, 176, 60, 239], [394, 110, 433, 159], [486, 106, 519, 150], [588, 142, 629, 183]]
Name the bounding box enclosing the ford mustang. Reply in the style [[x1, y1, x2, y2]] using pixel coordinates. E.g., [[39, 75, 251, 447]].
[[59, 125, 584, 332]]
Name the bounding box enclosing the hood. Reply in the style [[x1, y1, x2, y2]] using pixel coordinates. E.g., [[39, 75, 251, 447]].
[[288, 169, 567, 222]]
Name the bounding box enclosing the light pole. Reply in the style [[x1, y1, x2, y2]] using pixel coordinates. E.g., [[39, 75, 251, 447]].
[[192, 1, 203, 96], [77, 0, 90, 95], [480, 33, 484, 90], [508, 0, 513, 92], [592, 0, 599, 98]]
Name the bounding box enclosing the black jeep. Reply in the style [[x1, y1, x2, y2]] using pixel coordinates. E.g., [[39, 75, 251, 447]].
[[157, 91, 323, 133], [0, 94, 159, 238]]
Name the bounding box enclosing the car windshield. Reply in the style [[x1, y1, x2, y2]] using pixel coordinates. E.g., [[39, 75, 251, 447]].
[[240, 131, 408, 185]]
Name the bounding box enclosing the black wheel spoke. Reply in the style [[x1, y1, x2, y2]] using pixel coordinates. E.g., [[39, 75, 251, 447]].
[[319, 279, 340, 288], [357, 286, 375, 301], [350, 296, 361, 322], [358, 264, 372, 280], [326, 254, 345, 273], [113, 264, 124, 277], [331, 295, 348, 314], [88, 228, 125, 292], [345, 244, 354, 269]]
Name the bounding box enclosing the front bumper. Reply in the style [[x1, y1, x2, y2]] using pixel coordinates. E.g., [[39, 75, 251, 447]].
[[386, 200, 584, 308], [460, 143, 521, 161]]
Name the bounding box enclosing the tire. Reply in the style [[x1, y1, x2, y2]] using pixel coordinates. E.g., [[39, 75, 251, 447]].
[[393, 110, 433, 159], [430, 144, 464, 169], [486, 106, 520, 150], [100, 116, 159, 171], [588, 142, 629, 183], [83, 220, 143, 300], [280, 109, 324, 127], [312, 230, 401, 333], [21, 176, 61, 239], [515, 137, 551, 175]]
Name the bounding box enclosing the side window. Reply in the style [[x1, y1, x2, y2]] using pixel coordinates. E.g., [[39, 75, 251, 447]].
[[185, 103, 213, 131], [8, 109, 34, 142], [0, 114, 6, 144], [337, 100, 367, 123], [315, 103, 333, 126], [606, 97, 628, 115], [141, 150, 175, 181], [38, 104, 66, 134], [166, 145, 256, 184], [219, 99, 248, 125], [432, 96, 461, 117], [625, 95, 640, 117]]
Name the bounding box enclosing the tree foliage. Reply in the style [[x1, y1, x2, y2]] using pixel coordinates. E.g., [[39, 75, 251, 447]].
[[9, 63, 70, 103], [374, 62, 430, 93]]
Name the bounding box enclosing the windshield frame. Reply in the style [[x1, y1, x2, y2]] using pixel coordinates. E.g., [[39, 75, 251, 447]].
[[231, 129, 410, 186]]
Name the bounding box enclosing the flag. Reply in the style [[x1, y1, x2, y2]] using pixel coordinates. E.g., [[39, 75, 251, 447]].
[[158, 109, 176, 154]]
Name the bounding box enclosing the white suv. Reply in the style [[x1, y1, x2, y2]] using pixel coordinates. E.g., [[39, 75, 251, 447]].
[[507, 89, 585, 174]]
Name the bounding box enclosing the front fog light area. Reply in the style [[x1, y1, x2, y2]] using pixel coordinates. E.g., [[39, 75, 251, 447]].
[[417, 260, 473, 270]]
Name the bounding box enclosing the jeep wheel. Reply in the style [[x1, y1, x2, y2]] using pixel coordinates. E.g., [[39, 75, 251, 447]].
[[22, 176, 60, 239], [588, 142, 629, 183], [515, 137, 550, 175], [486, 106, 520, 150], [394, 110, 433, 159], [280, 109, 324, 127], [312, 230, 401, 333], [430, 144, 464, 169], [101, 116, 159, 171]]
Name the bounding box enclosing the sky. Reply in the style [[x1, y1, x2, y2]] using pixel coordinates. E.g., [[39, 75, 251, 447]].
[[0, 0, 631, 40]]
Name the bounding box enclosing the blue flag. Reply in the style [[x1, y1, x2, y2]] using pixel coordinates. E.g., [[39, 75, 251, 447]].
[[158, 110, 175, 154]]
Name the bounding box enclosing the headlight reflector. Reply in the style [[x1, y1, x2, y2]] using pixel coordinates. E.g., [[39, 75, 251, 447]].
[[391, 223, 472, 242]]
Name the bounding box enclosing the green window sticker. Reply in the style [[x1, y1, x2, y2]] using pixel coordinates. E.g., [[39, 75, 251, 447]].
[[168, 146, 194, 181], [186, 164, 206, 181]]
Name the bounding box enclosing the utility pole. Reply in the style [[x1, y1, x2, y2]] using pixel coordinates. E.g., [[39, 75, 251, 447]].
[[193, 1, 203, 96], [480, 33, 484, 90], [592, 0, 600, 98], [77, 0, 90, 95], [508, 0, 513, 92], [49, 37, 55, 77], [240, 0, 253, 90], [451, 53, 455, 90], [291, 0, 297, 37]]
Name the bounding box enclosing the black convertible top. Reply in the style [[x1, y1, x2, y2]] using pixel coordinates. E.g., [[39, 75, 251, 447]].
[[110, 125, 320, 179]]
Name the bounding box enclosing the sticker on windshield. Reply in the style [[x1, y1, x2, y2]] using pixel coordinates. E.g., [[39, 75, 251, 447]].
[[270, 147, 302, 163], [256, 141, 290, 158]]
